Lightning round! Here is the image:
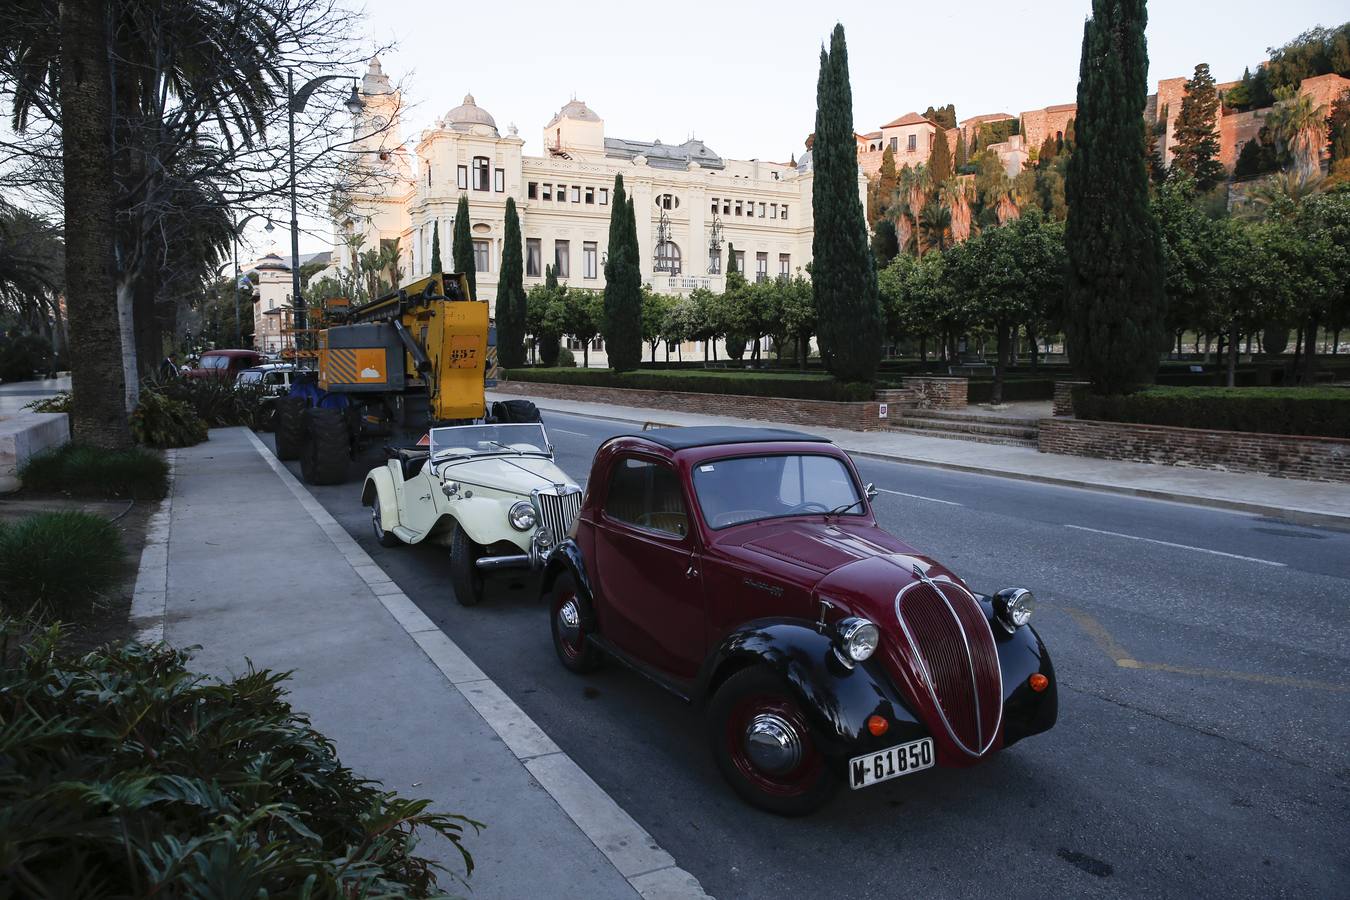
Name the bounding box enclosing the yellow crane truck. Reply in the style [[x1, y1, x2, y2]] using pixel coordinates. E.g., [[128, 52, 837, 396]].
[[272, 272, 535, 485]]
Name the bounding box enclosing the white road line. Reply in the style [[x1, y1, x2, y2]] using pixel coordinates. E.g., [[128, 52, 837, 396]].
[[875, 487, 963, 507], [1064, 524, 1286, 567], [551, 428, 589, 437]]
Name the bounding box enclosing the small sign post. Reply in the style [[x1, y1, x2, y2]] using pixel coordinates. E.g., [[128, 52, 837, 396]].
[[879, 402, 889, 419]]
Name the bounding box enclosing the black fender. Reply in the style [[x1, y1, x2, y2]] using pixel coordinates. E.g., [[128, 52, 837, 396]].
[[997, 623, 1058, 746], [541, 539, 596, 610], [696, 619, 928, 764]]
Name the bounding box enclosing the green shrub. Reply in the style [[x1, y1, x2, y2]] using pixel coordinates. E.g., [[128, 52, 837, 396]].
[[0, 512, 124, 616], [557, 347, 578, 368], [0, 622, 480, 896], [131, 389, 209, 447], [1072, 386, 1350, 438], [20, 443, 169, 500], [966, 378, 1057, 404], [147, 375, 263, 427], [503, 367, 876, 402], [0, 333, 53, 381], [23, 390, 72, 413]]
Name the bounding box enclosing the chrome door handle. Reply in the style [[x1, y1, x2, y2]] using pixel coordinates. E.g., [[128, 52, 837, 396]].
[[419, 494, 431, 501], [685, 564, 698, 578]]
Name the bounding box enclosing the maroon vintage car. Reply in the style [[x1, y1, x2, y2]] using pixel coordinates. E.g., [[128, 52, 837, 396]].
[[541, 426, 1056, 815], [185, 349, 265, 380]]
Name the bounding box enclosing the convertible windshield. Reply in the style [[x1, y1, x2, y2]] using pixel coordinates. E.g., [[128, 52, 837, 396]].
[[692, 453, 862, 529], [429, 423, 549, 460], [200, 355, 231, 369]]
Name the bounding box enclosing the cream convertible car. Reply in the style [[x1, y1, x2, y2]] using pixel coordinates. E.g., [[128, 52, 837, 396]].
[[361, 423, 582, 606]]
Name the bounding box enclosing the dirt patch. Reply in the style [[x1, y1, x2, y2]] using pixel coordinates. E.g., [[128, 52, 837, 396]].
[[0, 495, 155, 651]]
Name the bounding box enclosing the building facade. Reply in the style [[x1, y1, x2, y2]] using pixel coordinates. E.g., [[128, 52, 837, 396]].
[[328, 60, 863, 319]]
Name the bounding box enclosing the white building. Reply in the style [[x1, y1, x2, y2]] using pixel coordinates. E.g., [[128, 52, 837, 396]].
[[326, 59, 864, 363]]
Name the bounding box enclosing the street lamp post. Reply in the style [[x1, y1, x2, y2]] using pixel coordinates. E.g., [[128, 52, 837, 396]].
[[232, 214, 273, 348], [286, 71, 364, 357]]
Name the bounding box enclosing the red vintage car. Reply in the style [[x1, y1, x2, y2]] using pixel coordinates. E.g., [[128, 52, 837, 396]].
[[186, 349, 265, 380], [542, 426, 1056, 815]]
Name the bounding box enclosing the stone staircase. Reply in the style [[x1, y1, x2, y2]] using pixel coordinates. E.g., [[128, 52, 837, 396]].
[[888, 408, 1041, 448]]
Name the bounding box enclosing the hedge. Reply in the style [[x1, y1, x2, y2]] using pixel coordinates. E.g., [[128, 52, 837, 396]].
[[20, 444, 169, 500], [1072, 386, 1350, 438], [503, 367, 876, 401], [966, 379, 1057, 404]]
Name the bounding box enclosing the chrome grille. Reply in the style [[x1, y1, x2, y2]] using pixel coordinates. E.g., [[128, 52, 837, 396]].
[[536, 488, 582, 543], [895, 578, 1003, 757]]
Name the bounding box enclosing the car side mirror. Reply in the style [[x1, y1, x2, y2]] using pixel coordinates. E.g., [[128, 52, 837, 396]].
[[864, 483, 878, 502]]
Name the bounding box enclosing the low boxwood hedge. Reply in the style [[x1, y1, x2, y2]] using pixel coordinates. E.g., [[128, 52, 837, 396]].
[[1072, 386, 1350, 438], [966, 378, 1057, 404], [20, 444, 169, 500], [503, 367, 876, 402]]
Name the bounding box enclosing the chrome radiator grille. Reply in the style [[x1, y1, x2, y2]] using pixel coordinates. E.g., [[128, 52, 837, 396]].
[[895, 578, 1003, 757], [536, 488, 582, 541]]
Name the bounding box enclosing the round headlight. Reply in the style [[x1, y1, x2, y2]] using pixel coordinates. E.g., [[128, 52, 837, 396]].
[[995, 588, 1035, 631], [508, 500, 537, 531], [838, 617, 880, 662]]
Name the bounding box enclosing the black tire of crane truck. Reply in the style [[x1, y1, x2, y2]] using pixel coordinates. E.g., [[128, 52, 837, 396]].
[[274, 397, 307, 461], [491, 399, 542, 423], [299, 407, 351, 485]]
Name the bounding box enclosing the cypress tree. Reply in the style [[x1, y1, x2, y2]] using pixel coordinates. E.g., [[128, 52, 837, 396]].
[[452, 194, 475, 299], [602, 174, 642, 372], [1038, 133, 1058, 168], [1171, 63, 1224, 190], [955, 131, 969, 169], [928, 126, 953, 184], [1064, 0, 1167, 395], [495, 197, 526, 367], [811, 23, 882, 383], [430, 221, 442, 273]]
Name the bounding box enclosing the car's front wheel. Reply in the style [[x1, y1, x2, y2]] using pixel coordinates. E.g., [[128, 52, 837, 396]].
[[371, 503, 400, 548], [449, 523, 485, 606], [549, 571, 603, 673], [707, 667, 836, 816]]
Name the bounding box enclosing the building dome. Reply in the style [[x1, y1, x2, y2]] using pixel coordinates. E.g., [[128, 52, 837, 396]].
[[445, 94, 498, 133], [254, 252, 289, 271]]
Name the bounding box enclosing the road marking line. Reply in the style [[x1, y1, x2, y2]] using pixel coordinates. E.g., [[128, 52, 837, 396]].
[[875, 487, 963, 506], [551, 428, 588, 437], [1062, 605, 1350, 693], [242, 429, 711, 900], [1064, 524, 1286, 567]]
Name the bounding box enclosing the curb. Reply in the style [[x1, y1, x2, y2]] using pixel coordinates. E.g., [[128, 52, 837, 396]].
[[241, 429, 712, 900], [129, 449, 176, 642], [510, 398, 1350, 531]]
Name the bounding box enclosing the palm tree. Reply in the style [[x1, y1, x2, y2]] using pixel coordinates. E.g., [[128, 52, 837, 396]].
[[918, 199, 953, 255], [1266, 93, 1329, 180], [941, 178, 977, 243], [1236, 169, 1325, 220]]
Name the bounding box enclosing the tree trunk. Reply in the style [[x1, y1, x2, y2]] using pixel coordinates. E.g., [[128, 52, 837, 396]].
[[992, 322, 1010, 405], [1226, 323, 1239, 387], [918, 334, 927, 363], [60, 0, 132, 448], [1301, 316, 1318, 383], [1333, 329, 1341, 355], [1028, 322, 1040, 371], [583, 341, 589, 368]]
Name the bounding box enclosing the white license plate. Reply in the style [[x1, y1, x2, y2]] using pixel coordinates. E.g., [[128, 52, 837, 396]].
[[849, 738, 935, 789]]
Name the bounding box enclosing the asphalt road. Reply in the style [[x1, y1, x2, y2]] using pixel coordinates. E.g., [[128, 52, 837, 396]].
[[269, 410, 1350, 899]]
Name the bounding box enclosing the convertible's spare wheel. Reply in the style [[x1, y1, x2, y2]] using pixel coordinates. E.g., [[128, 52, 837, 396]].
[[299, 407, 350, 485], [273, 397, 307, 460], [549, 571, 603, 673], [708, 667, 836, 816], [449, 522, 485, 606], [492, 399, 542, 423]]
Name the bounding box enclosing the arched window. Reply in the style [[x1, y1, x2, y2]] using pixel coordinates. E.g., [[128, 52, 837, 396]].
[[655, 241, 681, 275]]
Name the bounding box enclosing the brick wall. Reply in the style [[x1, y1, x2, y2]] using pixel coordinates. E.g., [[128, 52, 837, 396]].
[[1053, 381, 1087, 416], [900, 376, 967, 409], [495, 381, 887, 432], [1039, 417, 1350, 483]]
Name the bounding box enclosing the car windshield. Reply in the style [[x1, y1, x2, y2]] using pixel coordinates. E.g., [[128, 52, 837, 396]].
[[429, 423, 549, 461], [236, 371, 262, 385], [200, 355, 230, 369], [692, 453, 862, 529]]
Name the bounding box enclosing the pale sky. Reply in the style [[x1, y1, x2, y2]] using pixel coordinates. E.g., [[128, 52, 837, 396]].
[[278, 0, 1346, 255]]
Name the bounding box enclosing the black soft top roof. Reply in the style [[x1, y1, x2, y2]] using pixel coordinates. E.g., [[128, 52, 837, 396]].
[[629, 426, 830, 451]]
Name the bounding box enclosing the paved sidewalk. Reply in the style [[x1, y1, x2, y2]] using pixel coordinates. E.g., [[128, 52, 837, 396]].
[[488, 390, 1350, 526], [157, 427, 708, 899]]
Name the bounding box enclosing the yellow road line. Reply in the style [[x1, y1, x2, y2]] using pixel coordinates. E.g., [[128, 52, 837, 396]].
[[1060, 605, 1350, 694]]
